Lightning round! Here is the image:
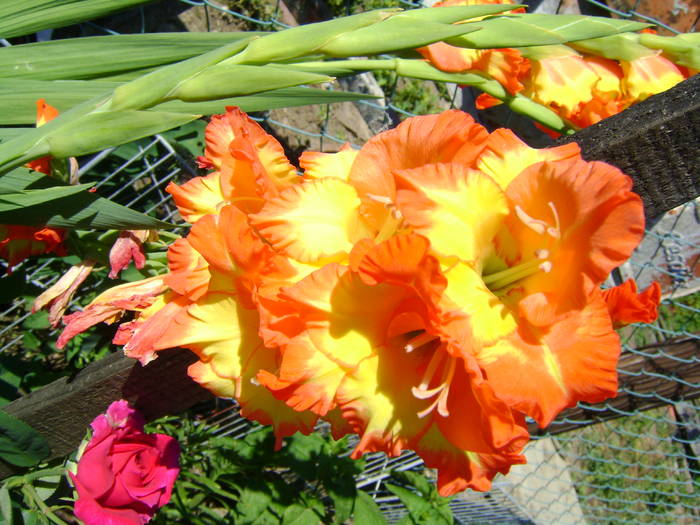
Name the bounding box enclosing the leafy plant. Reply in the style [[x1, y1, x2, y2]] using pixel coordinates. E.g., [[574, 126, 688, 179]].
[[146, 414, 388, 524]]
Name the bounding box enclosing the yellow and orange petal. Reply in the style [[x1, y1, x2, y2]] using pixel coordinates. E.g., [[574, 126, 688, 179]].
[[473, 48, 530, 95], [621, 53, 685, 103], [164, 238, 210, 301], [586, 56, 623, 101], [349, 110, 490, 229], [299, 143, 358, 182], [475, 127, 581, 190], [201, 107, 296, 184], [500, 158, 644, 324], [250, 178, 372, 265], [523, 51, 598, 117], [394, 163, 508, 263], [166, 172, 226, 223], [601, 279, 661, 328], [476, 290, 620, 427]]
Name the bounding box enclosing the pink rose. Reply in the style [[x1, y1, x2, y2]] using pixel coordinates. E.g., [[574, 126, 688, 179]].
[[70, 400, 180, 525]]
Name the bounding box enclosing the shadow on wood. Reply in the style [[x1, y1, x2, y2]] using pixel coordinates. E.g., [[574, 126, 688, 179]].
[[0, 349, 212, 478]]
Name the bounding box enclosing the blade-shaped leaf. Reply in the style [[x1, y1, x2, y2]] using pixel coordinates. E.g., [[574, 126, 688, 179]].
[[0, 32, 263, 81], [0, 168, 172, 229], [0, 79, 118, 125], [446, 14, 649, 48], [353, 491, 388, 525], [0, 0, 158, 39], [0, 80, 377, 125], [0, 184, 94, 212], [154, 86, 378, 114], [170, 65, 331, 102], [0, 190, 173, 230], [0, 411, 49, 467]]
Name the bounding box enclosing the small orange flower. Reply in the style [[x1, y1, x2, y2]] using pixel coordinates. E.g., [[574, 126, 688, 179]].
[[602, 279, 661, 328], [418, 0, 529, 97], [26, 98, 59, 175], [0, 225, 66, 271], [167, 107, 298, 221]]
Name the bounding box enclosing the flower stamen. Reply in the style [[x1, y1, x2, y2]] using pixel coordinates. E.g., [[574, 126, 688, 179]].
[[412, 351, 456, 418], [405, 331, 439, 353]]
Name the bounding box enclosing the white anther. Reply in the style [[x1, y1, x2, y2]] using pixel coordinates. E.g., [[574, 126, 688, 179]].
[[515, 205, 547, 235], [366, 193, 393, 206], [535, 249, 550, 260], [539, 261, 553, 273]]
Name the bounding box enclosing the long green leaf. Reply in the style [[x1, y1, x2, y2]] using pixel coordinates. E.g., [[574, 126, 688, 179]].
[[0, 80, 377, 125], [45, 109, 199, 158], [0, 107, 197, 172], [0, 79, 118, 125], [446, 14, 649, 48], [0, 184, 94, 212], [0, 168, 172, 229], [0, 32, 263, 81], [154, 86, 378, 114], [0, 0, 158, 39], [0, 411, 49, 468]]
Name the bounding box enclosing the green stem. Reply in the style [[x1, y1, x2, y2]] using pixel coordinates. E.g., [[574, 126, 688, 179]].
[[22, 485, 69, 525]]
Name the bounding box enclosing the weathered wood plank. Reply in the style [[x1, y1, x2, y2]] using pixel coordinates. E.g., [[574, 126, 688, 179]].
[[532, 336, 700, 436], [0, 349, 212, 478], [558, 73, 700, 221]]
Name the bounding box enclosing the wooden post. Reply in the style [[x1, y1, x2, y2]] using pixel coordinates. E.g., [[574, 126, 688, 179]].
[[557, 74, 700, 221]]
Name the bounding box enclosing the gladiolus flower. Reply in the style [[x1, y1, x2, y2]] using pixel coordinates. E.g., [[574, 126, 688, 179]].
[[0, 225, 66, 271], [620, 52, 686, 103], [418, 0, 529, 97], [60, 107, 655, 496], [109, 230, 158, 279], [25, 98, 59, 175]]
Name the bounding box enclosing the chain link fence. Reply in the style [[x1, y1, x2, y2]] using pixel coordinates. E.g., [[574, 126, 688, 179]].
[[1, 1, 698, 523]]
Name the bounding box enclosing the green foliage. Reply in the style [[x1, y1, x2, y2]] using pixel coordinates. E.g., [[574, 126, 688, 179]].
[[145, 415, 387, 524], [0, 465, 72, 525], [0, 412, 50, 467], [386, 470, 453, 525], [0, 0, 158, 40], [557, 407, 700, 524]]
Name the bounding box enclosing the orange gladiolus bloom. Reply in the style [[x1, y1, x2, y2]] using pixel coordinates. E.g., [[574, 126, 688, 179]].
[[60, 107, 658, 496], [0, 225, 66, 271], [26, 98, 59, 175], [418, 0, 529, 97], [620, 52, 686, 103], [1, 99, 66, 270]]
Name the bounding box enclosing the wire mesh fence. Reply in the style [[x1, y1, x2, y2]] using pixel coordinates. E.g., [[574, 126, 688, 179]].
[[1, 1, 698, 523]]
